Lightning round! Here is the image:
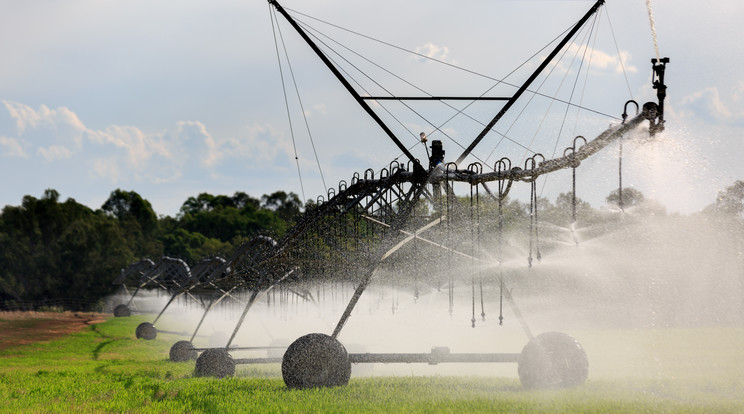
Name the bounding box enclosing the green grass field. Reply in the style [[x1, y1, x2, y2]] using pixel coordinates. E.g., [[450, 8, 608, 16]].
[[1, 315, 743, 413]]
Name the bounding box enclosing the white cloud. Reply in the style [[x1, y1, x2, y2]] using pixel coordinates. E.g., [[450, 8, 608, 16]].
[[90, 157, 120, 183], [547, 43, 638, 76], [0, 100, 196, 183], [90, 124, 175, 168], [3, 100, 87, 147], [3, 100, 41, 134], [588, 48, 637, 74], [415, 42, 451, 63], [37, 145, 73, 161], [203, 123, 293, 169], [0, 136, 28, 158], [310, 103, 327, 117], [678, 85, 744, 125]]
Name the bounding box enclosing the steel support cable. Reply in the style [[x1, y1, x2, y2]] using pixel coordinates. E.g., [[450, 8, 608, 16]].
[[297, 20, 528, 157], [419, 28, 581, 163], [515, 38, 583, 168], [550, 12, 599, 161], [296, 18, 476, 160], [519, 16, 596, 168], [287, 6, 619, 174], [296, 20, 420, 142], [285, 5, 619, 121], [539, 13, 602, 204], [572, 12, 602, 138], [270, 7, 307, 201], [419, 46, 558, 159], [604, 3, 636, 214], [273, 9, 328, 196], [485, 25, 588, 166], [604, 4, 635, 101], [535, 12, 599, 200], [299, 26, 423, 150], [299, 25, 496, 171], [297, 16, 517, 156]]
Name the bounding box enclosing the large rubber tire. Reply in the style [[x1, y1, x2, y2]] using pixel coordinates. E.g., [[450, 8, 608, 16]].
[[135, 322, 157, 340], [282, 333, 351, 389], [113, 304, 131, 317], [195, 348, 235, 378], [518, 332, 588, 389], [169, 340, 197, 362]]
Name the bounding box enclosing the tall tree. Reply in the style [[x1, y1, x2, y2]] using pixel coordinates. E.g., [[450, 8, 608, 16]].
[[101, 189, 161, 258], [0, 190, 135, 307], [706, 180, 744, 218], [261, 191, 302, 222], [606, 187, 645, 209]]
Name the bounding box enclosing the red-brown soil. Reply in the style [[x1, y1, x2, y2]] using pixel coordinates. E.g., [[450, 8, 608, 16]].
[[0, 311, 109, 351]]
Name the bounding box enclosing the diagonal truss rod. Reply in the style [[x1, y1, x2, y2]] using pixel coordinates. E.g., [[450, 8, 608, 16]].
[[454, 0, 605, 166], [269, 0, 426, 176]]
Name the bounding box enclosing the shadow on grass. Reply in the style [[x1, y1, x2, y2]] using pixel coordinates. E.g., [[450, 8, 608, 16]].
[[92, 339, 117, 360]]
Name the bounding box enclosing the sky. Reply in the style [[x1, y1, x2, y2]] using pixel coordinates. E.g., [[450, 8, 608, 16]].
[[1, 0, 743, 217]]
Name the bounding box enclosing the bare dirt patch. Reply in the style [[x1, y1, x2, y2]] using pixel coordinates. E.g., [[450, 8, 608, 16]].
[[0, 311, 109, 351]]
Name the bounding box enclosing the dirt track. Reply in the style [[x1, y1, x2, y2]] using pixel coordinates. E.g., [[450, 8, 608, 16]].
[[0, 311, 109, 351]]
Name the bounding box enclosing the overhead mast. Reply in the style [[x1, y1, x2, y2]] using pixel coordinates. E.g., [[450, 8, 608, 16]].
[[268, 0, 427, 177]]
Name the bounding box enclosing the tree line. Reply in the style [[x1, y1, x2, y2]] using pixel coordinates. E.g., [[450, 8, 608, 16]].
[[1, 181, 742, 310], [0, 188, 301, 309]]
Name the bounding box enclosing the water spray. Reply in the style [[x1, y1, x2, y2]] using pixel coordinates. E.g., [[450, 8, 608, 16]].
[[646, 0, 661, 61]]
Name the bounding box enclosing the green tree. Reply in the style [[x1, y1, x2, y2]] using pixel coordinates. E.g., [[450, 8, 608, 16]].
[[261, 191, 302, 223], [102, 189, 158, 234], [101, 189, 162, 258], [179, 192, 260, 216], [548, 192, 595, 226], [606, 187, 645, 209], [705, 180, 744, 218], [161, 228, 231, 263], [0, 190, 135, 307]]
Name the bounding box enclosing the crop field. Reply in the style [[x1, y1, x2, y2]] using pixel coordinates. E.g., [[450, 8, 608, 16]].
[[1, 314, 743, 413]]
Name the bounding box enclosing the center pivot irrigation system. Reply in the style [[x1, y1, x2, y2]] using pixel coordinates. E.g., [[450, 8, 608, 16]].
[[113, 0, 669, 389]]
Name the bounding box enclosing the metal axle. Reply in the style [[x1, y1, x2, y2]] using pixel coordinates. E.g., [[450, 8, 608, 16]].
[[232, 348, 521, 366]]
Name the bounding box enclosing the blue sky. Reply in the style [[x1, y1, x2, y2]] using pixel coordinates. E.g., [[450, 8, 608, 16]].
[[1, 0, 742, 217]]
